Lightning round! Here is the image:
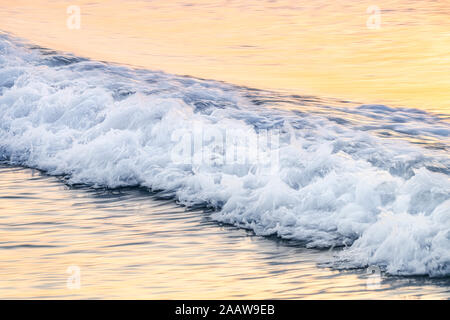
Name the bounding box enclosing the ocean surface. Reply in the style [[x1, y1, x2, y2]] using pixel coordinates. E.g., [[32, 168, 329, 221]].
[[1, 0, 449, 113], [0, 0, 449, 299]]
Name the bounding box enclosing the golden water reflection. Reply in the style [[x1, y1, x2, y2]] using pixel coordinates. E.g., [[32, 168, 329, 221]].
[[0, 0, 449, 114]]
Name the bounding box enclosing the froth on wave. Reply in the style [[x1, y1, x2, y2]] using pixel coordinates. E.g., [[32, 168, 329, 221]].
[[0, 33, 449, 276]]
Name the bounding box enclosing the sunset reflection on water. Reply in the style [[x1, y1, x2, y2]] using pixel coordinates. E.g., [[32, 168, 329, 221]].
[[0, 0, 449, 113]]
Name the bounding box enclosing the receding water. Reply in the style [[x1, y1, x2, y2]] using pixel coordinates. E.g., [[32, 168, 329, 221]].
[[0, 165, 448, 299]]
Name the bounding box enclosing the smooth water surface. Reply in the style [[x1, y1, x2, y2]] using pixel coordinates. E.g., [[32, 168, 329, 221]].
[[0, 0, 449, 112]]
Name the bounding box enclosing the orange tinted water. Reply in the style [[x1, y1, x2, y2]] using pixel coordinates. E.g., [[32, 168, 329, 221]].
[[0, 0, 449, 113], [1, 1, 449, 299]]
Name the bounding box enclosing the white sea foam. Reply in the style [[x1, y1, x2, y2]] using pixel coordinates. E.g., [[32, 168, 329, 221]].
[[0, 34, 449, 276]]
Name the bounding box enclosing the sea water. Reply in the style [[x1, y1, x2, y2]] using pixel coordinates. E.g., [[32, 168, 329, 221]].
[[0, 0, 449, 298]]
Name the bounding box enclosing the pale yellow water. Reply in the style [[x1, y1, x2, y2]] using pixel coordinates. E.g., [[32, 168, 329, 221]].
[[0, 0, 449, 113]]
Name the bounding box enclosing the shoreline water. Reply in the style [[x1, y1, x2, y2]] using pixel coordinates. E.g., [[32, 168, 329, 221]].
[[0, 164, 449, 299], [1, 0, 449, 300], [0, 33, 449, 278]]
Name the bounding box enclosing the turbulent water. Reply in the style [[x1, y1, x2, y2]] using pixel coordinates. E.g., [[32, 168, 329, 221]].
[[0, 34, 449, 277]]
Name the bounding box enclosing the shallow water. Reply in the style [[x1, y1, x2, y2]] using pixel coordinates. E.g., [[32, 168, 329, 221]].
[[0, 165, 448, 299], [0, 1, 449, 298]]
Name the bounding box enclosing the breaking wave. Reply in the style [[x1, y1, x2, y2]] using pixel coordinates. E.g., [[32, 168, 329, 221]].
[[0, 33, 449, 276]]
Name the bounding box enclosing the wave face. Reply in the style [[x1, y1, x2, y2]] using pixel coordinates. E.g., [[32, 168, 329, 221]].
[[0, 34, 449, 276]]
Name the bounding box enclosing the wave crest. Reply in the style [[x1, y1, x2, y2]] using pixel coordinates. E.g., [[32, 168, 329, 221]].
[[0, 34, 449, 276]]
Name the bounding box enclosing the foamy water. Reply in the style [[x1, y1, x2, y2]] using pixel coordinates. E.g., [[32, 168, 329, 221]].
[[0, 34, 449, 281], [0, 165, 449, 299]]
